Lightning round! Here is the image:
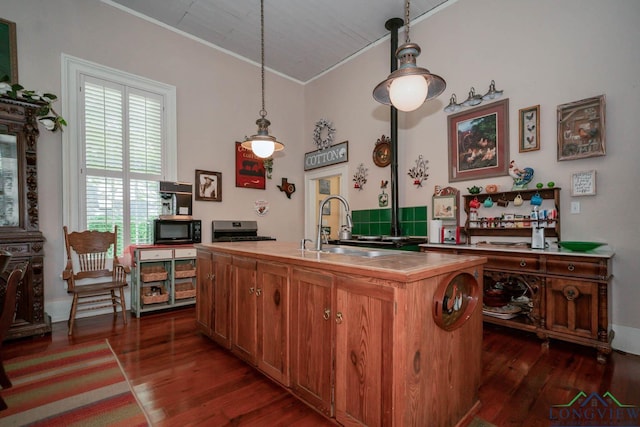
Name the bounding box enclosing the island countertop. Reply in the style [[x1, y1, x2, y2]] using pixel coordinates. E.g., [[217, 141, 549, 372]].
[[197, 241, 486, 283]]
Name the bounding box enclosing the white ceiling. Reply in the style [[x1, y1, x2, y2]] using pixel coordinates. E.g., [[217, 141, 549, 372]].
[[105, 0, 451, 83]]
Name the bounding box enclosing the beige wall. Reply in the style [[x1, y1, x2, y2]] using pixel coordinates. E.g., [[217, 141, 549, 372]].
[[3, 0, 640, 353], [305, 0, 640, 353], [2, 0, 305, 322]]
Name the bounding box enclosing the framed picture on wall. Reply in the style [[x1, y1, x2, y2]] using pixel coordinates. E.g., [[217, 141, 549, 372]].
[[235, 142, 266, 189], [448, 99, 510, 182], [571, 170, 596, 196], [195, 170, 222, 201], [0, 18, 18, 84], [319, 178, 331, 194], [557, 95, 606, 161], [432, 194, 457, 220], [519, 105, 540, 152]]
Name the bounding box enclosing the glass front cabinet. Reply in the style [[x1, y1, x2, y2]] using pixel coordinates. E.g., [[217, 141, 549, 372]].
[[0, 97, 51, 340]]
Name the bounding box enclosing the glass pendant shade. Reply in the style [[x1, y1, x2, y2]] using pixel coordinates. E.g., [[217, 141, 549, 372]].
[[443, 94, 462, 113], [389, 74, 429, 112], [373, 43, 446, 112], [482, 80, 503, 101], [242, 117, 284, 159], [462, 87, 482, 107]]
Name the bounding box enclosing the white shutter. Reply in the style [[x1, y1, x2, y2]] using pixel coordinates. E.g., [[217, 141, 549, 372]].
[[80, 76, 165, 251]]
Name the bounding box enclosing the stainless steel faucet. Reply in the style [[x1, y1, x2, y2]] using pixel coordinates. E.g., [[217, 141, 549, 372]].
[[316, 195, 353, 251]]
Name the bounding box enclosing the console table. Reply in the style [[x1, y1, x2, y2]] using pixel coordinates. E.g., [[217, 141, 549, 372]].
[[422, 243, 614, 363]]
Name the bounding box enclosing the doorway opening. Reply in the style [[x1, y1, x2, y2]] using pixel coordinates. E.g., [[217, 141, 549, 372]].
[[304, 164, 349, 241]]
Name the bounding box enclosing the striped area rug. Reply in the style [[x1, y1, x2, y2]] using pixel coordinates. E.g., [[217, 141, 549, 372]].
[[0, 340, 149, 426]]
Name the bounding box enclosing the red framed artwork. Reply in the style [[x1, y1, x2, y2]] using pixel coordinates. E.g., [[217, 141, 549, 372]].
[[235, 142, 266, 189], [447, 99, 510, 182]]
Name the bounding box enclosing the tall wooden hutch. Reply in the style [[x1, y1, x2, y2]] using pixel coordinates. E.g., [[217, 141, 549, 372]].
[[0, 97, 51, 339]]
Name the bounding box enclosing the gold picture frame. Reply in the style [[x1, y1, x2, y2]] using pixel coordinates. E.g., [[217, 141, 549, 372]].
[[557, 95, 606, 161], [519, 105, 540, 152], [0, 18, 18, 84]]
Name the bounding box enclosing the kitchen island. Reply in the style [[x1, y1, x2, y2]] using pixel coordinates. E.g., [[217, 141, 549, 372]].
[[196, 241, 486, 426]]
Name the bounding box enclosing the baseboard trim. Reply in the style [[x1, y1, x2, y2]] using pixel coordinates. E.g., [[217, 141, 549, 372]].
[[46, 294, 133, 324], [612, 324, 640, 356]]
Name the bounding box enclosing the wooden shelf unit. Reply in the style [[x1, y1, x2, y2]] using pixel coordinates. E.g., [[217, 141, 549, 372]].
[[463, 187, 561, 240], [131, 246, 197, 317]]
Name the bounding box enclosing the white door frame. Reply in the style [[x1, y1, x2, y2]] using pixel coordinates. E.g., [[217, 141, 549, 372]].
[[304, 164, 349, 241]]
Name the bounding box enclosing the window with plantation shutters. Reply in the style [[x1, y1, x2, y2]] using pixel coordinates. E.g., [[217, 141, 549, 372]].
[[63, 55, 177, 254]]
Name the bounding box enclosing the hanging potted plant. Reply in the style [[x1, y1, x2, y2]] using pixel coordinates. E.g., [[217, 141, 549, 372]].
[[0, 75, 67, 132]]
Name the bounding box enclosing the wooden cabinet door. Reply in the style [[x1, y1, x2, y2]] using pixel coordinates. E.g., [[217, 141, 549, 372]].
[[196, 250, 213, 336], [211, 252, 232, 348], [256, 260, 289, 385], [290, 267, 335, 418], [335, 276, 394, 427], [231, 256, 258, 364], [546, 278, 598, 339]]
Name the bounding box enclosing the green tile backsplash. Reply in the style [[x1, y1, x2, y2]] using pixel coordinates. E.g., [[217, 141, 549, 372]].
[[351, 206, 428, 237]]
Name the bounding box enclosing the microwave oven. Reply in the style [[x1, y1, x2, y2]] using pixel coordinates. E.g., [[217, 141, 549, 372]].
[[154, 218, 201, 245]]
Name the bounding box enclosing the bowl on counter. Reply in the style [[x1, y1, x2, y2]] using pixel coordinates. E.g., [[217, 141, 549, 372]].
[[558, 241, 606, 252]]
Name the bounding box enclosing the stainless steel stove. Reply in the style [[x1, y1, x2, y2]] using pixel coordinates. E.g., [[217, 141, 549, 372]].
[[211, 220, 276, 242]]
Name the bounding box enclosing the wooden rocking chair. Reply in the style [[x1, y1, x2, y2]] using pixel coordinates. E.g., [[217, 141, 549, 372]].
[[62, 226, 129, 335]]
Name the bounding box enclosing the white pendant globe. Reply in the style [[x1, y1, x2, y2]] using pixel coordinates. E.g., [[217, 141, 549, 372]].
[[251, 140, 275, 158], [389, 75, 429, 112]]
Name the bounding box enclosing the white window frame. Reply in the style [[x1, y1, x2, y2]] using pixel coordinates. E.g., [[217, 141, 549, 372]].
[[61, 54, 177, 246]]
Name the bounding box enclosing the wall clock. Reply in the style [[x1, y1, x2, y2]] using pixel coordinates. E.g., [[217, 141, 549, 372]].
[[373, 135, 391, 167]]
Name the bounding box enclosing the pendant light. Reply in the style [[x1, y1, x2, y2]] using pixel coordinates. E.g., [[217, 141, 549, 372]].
[[242, 0, 284, 158], [373, 0, 446, 112]]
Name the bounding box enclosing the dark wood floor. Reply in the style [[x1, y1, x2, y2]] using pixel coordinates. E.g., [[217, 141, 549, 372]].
[[3, 308, 640, 426]]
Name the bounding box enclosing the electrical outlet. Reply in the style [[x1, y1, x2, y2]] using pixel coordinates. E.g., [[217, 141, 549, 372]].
[[571, 201, 581, 214]]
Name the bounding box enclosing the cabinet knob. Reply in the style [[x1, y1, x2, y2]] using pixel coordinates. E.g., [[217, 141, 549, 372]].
[[336, 312, 343, 324], [567, 264, 575, 271], [323, 308, 331, 320], [256, 288, 262, 296], [249, 287, 255, 294], [520, 260, 527, 267]]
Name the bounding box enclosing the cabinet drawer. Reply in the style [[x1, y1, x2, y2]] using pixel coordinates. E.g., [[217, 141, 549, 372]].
[[546, 258, 602, 279], [138, 249, 173, 260], [486, 255, 540, 272], [0, 243, 31, 256], [174, 247, 197, 258]]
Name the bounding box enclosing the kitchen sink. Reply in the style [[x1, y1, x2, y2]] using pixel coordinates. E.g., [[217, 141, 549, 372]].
[[320, 247, 390, 258]]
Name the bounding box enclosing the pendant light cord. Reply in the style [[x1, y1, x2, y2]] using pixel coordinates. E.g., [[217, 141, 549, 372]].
[[260, 0, 267, 119], [404, 0, 411, 44]]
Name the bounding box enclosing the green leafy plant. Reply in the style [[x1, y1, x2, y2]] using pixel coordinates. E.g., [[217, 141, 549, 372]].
[[0, 75, 67, 132]]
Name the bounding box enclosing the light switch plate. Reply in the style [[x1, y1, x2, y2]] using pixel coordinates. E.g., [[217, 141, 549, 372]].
[[571, 201, 580, 214]]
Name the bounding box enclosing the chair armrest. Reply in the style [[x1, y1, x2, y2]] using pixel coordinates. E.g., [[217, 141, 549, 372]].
[[113, 264, 129, 283], [62, 262, 73, 281], [115, 263, 131, 274]]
